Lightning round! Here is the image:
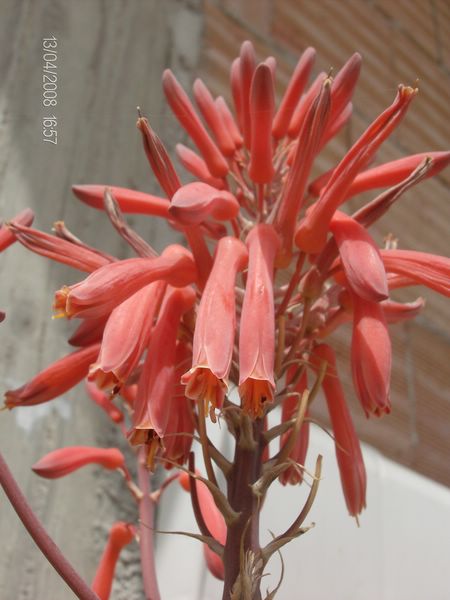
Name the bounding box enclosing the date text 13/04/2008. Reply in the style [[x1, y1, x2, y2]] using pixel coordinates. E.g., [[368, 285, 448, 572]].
[[42, 36, 58, 145]]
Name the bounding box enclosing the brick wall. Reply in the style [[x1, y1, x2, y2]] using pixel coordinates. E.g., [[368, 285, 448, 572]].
[[199, 0, 450, 486]]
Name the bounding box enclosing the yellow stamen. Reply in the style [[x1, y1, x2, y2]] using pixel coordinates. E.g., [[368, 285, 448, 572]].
[[240, 378, 274, 418], [183, 367, 226, 422], [146, 434, 162, 471]]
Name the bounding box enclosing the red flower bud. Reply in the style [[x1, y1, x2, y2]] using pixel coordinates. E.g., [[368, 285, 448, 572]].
[[4, 343, 100, 408], [32, 446, 125, 479], [92, 522, 135, 600], [72, 185, 170, 217]]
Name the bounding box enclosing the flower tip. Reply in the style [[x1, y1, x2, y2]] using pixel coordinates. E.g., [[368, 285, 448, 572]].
[[3, 391, 18, 410], [240, 39, 256, 58], [162, 68, 173, 83], [351, 51, 362, 66], [71, 184, 91, 200], [87, 364, 120, 393], [72, 185, 109, 211], [110, 521, 135, 547], [400, 83, 419, 97], [136, 116, 146, 130], [430, 151, 450, 174], [182, 367, 226, 418], [53, 286, 71, 319], [246, 222, 281, 249]]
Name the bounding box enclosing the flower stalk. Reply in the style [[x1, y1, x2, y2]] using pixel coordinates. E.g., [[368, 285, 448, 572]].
[[0, 451, 99, 600]]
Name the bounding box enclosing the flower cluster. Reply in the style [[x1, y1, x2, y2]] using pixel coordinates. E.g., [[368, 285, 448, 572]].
[[1, 40, 449, 598]]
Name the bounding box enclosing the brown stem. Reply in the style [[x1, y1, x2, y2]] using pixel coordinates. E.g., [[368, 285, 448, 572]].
[[137, 448, 161, 600], [221, 418, 265, 600], [0, 451, 99, 600], [262, 455, 322, 563]]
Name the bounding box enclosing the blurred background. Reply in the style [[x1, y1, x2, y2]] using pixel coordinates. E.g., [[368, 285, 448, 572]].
[[0, 1, 449, 598]]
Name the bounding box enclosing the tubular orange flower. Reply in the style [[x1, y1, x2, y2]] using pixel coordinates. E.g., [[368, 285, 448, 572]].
[[325, 53, 361, 135], [287, 70, 326, 138], [351, 156, 436, 229], [72, 184, 170, 217], [339, 151, 450, 200], [136, 116, 181, 199], [312, 344, 366, 517], [162, 69, 229, 178], [92, 522, 135, 600], [351, 294, 392, 417], [295, 85, 417, 253], [182, 236, 248, 418], [161, 342, 195, 468], [238, 40, 256, 149], [239, 224, 280, 418], [264, 55, 276, 79], [193, 78, 236, 157], [161, 395, 194, 468], [129, 286, 196, 467], [162, 341, 195, 469], [7, 222, 113, 272], [53, 245, 196, 319], [381, 249, 450, 297], [230, 58, 244, 135], [4, 343, 100, 409], [215, 95, 243, 149], [248, 63, 275, 184], [330, 210, 388, 301], [291, 53, 359, 159], [275, 78, 331, 266], [279, 370, 310, 486], [272, 46, 315, 140], [32, 446, 125, 479], [88, 281, 166, 390]]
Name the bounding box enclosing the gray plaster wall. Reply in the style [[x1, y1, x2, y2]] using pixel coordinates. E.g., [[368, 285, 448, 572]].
[[0, 1, 203, 598]]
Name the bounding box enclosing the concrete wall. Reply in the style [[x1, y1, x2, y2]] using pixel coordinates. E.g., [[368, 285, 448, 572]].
[[0, 1, 202, 598]]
